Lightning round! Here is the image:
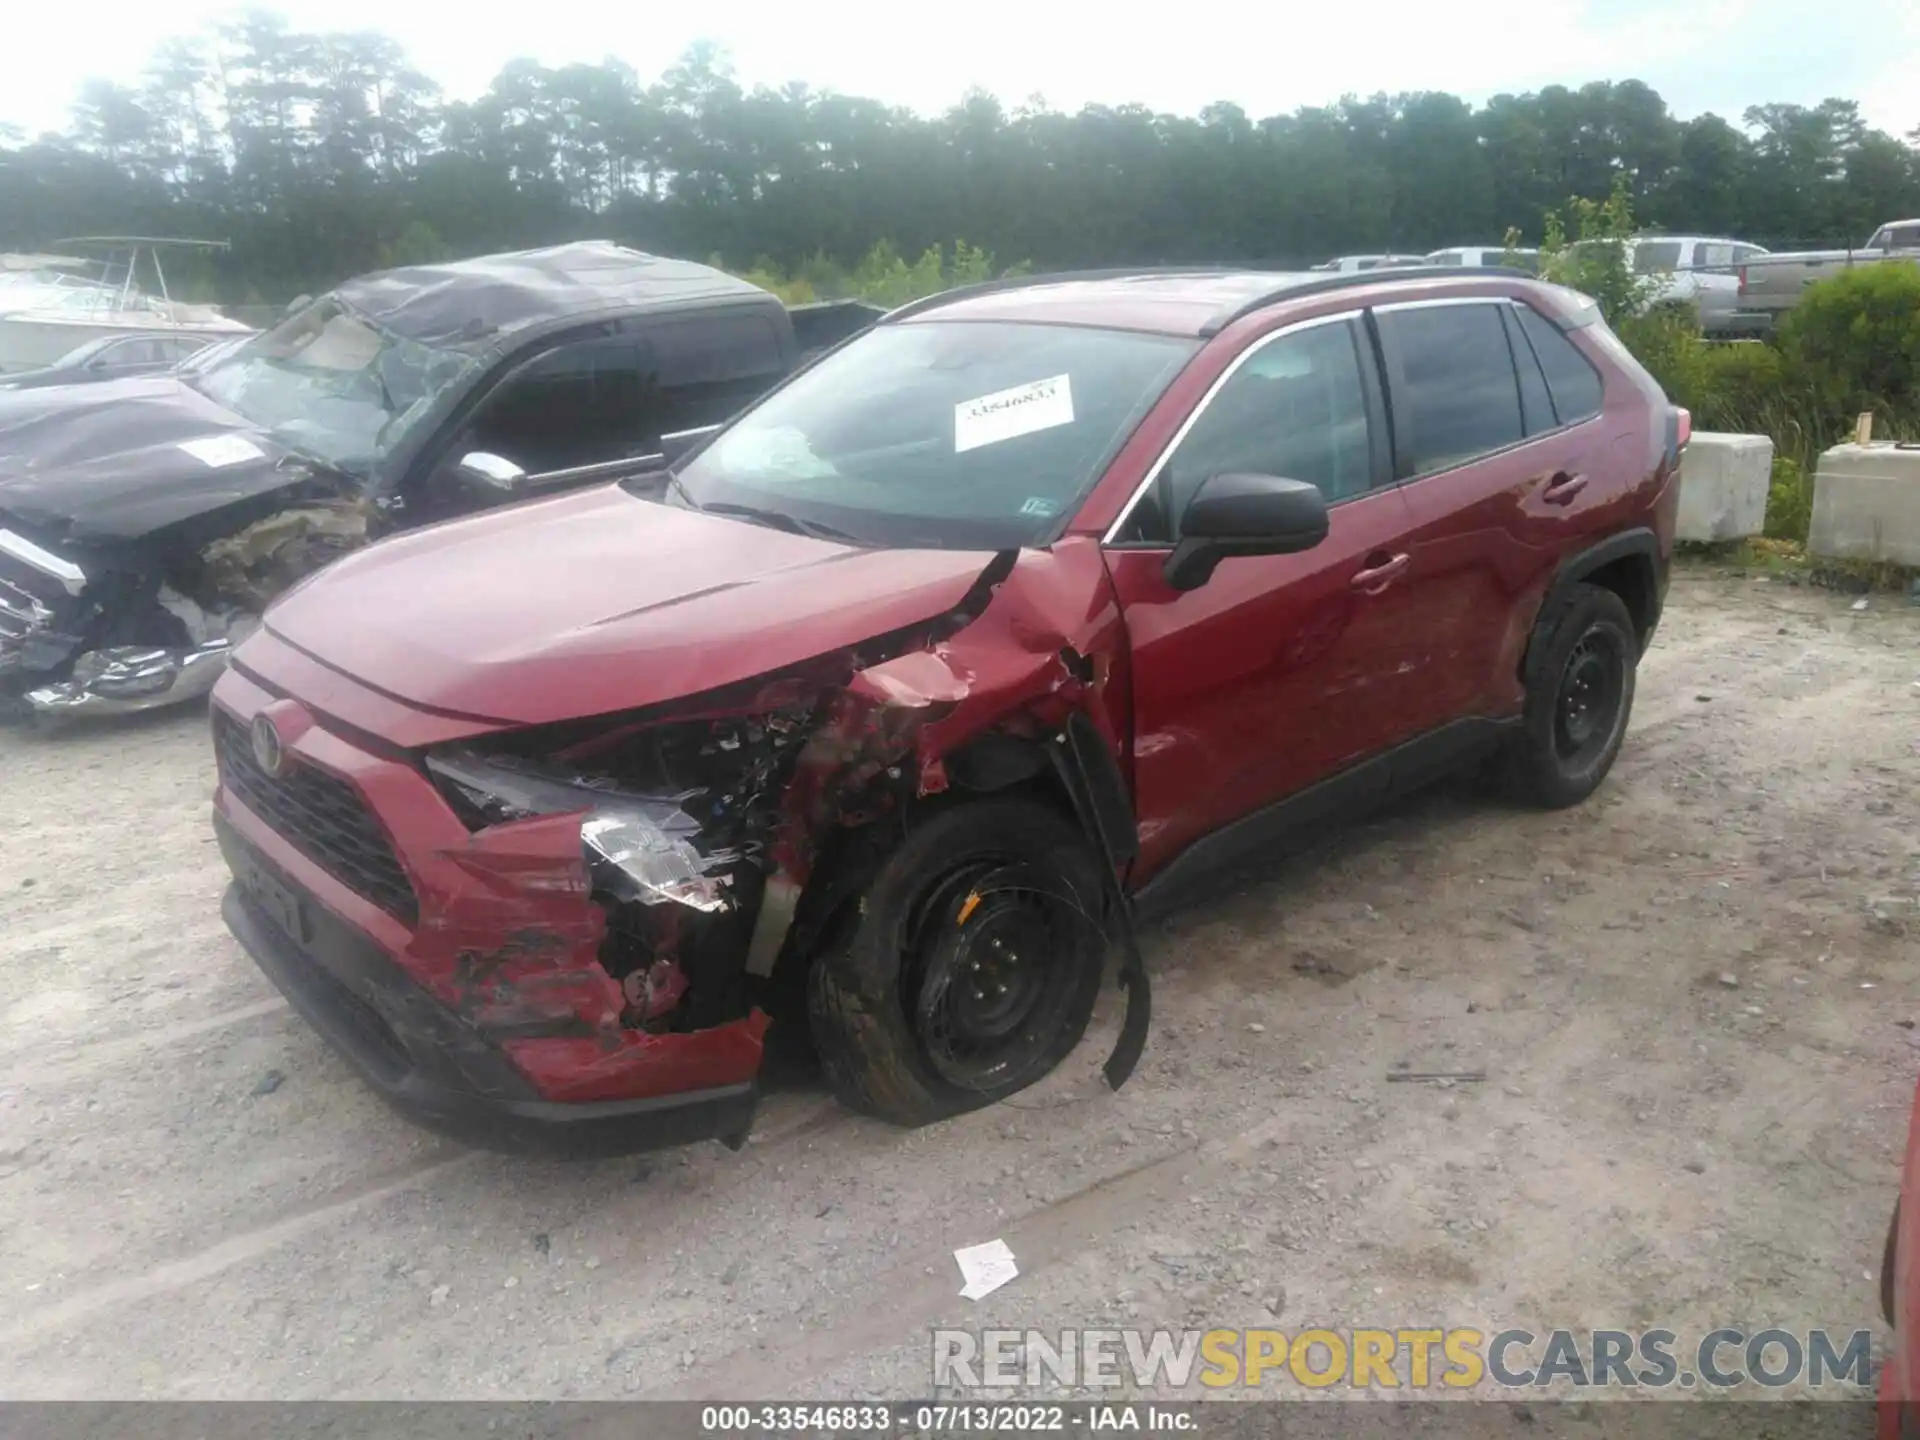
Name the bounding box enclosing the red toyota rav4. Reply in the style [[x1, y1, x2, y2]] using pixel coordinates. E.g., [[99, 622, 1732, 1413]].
[[210, 266, 1685, 1157]]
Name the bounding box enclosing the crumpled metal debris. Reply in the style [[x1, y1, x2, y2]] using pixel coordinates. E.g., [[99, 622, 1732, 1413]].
[[199, 500, 372, 611]]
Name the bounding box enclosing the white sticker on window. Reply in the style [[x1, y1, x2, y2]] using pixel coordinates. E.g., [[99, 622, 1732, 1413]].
[[178, 434, 266, 468], [954, 374, 1073, 454]]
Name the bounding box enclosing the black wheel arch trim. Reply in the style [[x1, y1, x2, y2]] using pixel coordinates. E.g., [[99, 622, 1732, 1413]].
[[1044, 710, 1150, 1091], [1522, 527, 1663, 691]]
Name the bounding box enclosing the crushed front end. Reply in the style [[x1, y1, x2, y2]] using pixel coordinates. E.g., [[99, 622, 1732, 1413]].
[[209, 654, 803, 1156], [210, 539, 1147, 1157]]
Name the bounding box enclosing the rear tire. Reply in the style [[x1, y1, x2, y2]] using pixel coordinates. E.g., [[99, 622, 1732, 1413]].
[[1497, 583, 1638, 809], [807, 797, 1108, 1127]]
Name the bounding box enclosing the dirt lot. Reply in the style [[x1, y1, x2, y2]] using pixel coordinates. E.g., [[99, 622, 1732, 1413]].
[[1, 564, 1916, 1404]]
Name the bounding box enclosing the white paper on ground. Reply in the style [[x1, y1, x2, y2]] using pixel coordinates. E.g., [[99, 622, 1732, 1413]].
[[954, 1238, 1019, 1300], [178, 434, 266, 468], [954, 375, 1073, 454]]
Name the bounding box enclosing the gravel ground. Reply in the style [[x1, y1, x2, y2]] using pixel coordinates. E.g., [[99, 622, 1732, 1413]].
[[1, 563, 1916, 1405]]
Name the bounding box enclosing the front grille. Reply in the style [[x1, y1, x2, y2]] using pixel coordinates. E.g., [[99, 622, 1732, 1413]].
[[215, 710, 419, 923]]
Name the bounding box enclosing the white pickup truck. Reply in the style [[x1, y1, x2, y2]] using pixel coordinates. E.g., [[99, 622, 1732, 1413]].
[[1725, 219, 1920, 335], [1564, 235, 1768, 335]]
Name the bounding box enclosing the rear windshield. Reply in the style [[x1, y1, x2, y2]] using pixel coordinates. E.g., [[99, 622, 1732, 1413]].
[[666, 320, 1199, 549]]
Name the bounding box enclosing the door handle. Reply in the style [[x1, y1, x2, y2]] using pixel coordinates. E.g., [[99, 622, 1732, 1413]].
[[1350, 551, 1410, 594], [1542, 471, 1589, 505]]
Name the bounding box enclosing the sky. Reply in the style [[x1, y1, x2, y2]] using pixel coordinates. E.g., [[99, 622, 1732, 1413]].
[[3, 0, 1918, 142]]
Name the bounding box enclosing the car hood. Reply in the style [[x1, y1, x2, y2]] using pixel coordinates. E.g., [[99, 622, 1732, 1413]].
[[260, 484, 1001, 727], [0, 375, 321, 542]]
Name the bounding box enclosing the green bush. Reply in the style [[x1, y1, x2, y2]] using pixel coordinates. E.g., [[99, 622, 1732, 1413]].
[[1781, 264, 1920, 424], [1763, 454, 1812, 542], [1535, 176, 1664, 329]]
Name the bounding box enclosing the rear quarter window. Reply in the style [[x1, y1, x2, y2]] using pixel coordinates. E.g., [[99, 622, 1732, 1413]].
[[1513, 304, 1605, 426]]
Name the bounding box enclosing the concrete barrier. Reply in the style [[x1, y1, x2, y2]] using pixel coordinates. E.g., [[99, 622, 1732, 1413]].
[[1809, 443, 1920, 566], [1676, 432, 1773, 542]]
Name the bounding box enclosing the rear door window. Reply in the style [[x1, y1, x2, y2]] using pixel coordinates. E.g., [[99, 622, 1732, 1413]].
[[1512, 304, 1605, 426], [1375, 303, 1524, 476], [468, 334, 649, 472], [636, 308, 791, 437]]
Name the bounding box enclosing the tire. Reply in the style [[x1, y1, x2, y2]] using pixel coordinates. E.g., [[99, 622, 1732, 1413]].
[[1497, 582, 1639, 809], [807, 796, 1109, 1127]]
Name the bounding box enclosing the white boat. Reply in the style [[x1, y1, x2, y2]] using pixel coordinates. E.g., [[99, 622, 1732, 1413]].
[[0, 239, 252, 373]]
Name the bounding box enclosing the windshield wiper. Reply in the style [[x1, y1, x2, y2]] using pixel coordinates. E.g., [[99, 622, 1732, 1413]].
[[690, 499, 867, 546]]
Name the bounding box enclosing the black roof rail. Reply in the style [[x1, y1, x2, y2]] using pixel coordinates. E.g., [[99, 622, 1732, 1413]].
[[876, 261, 1540, 333], [879, 265, 1259, 324], [1198, 264, 1537, 336]]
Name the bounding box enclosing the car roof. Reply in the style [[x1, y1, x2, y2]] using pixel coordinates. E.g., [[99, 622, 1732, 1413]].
[[896, 270, 1322, 336], [331, 241, 768, 352], [887, 266, 1554, 338]]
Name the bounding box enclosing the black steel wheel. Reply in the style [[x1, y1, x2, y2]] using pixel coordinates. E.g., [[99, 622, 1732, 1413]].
[[1553, 629, 1628, 768], [1497, 582, 1639, 809], [808, 797, 1109, 1126]]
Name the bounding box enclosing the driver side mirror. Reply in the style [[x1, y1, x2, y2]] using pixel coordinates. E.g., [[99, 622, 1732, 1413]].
[[454, 451, 527, 493], [1163, 472, 1329, 592]]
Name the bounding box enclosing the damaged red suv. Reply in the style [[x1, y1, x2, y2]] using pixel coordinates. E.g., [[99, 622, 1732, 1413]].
[[211, 266, 1685, 1156]]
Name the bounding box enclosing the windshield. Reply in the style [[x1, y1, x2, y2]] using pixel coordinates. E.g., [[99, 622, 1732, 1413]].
[[187, 297, 476, 473], [664, 320, 1198, 549]]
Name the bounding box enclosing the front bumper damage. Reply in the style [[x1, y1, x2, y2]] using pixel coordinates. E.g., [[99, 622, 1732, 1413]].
[[211, 665, 775, 1155], [3, 497, 363, 722], [25, 640, 236, 717], [218, 820, 760, 1157], [209, 539, 1151, 1155], [2, 526, 241, 719]]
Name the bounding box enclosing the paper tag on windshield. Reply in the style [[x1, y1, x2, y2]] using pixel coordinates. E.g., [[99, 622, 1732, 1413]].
[[954, 375, 1072, 454], [179, 434, 265, 468]]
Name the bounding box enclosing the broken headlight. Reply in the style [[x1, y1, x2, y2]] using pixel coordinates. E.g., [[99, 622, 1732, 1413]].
[[424, 747, 735, 913]]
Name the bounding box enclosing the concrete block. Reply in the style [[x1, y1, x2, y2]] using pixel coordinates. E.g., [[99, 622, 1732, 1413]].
[[1675, 432, 1772, 542], [1810, 443, 1920, 566]]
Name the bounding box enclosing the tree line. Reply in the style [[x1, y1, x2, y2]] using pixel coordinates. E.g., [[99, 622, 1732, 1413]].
[[3, 9, 1918, 303]]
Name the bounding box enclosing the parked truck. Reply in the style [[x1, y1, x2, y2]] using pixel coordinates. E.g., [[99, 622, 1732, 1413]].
[[1726, 219, 1920, 335]]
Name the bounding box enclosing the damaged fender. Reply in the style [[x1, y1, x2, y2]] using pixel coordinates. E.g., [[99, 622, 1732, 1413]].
[[805, 537, 1152, 1091], [412, 809, 770, 1109]]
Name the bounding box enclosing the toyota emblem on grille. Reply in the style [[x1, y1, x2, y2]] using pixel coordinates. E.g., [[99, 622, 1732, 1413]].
[[251, 714, 287, 777]]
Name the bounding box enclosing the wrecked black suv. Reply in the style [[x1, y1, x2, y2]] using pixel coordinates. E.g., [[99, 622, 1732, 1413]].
[[0, 242, 876, 722]]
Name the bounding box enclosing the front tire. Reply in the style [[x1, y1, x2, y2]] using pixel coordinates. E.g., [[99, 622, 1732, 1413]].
[[1498, 583, 1638, 809], [807, 796, 1109, 1127]]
